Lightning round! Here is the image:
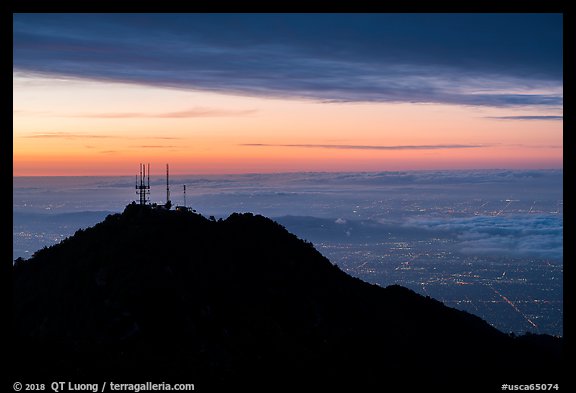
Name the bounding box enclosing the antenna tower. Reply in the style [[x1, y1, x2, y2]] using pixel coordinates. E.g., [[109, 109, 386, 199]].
[[183, 184, 187, 207], [165, 163, 172, 209], [135, 163, 151, 205]]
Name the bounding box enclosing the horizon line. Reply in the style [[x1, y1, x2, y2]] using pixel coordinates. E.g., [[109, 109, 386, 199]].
[[12, 167, 564, 178]]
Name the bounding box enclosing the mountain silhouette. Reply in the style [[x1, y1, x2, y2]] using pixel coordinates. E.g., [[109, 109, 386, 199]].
[[12, 203, 562, 389]]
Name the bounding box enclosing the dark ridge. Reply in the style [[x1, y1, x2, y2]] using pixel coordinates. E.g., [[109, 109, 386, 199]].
[[12, 203, 563, 389]]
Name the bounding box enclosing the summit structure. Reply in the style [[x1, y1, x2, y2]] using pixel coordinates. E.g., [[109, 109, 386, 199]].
[[134, 163, 173, 209]]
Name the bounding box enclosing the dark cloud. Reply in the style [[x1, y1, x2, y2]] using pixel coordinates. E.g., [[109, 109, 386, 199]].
[[14, 107, 256, 118], [241, 143, 486, 150], [13, 14, 562, 107], [486, 116, 563, 121], [70, 108, 257, 118]]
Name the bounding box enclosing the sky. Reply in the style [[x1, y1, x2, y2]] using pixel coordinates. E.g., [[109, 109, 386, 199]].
[[12, 13, 563, 176]]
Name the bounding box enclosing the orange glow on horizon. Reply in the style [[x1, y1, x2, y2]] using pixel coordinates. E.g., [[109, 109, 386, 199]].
[[13, 75, 563, 176]]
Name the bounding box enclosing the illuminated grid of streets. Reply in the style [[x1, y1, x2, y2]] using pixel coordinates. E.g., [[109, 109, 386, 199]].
[[314, 196, 563, 337]]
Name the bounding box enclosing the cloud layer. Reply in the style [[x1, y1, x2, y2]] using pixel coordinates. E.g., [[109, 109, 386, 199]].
[[486, 116, 563, 121], [405, 215, 563, 260], [14, 169, 563, 264], [13, 14, 563, 108], [69, 108, 257, 118], [241, 143, 487, 150]]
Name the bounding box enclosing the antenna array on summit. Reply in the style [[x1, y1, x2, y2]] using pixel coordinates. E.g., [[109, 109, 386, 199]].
[[133, 163, 193, 212]]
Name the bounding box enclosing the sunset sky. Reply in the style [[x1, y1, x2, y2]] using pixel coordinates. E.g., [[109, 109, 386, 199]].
[[13, 13, 563, 176]]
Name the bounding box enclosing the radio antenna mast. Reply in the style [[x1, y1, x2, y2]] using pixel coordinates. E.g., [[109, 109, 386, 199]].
[[183, 184, 187, 208], [165, 163, 172, 209], [135, 163, 150, 205]]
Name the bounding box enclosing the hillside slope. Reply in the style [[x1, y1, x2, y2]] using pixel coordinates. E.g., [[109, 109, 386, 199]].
[[12, 204, 562, 387]]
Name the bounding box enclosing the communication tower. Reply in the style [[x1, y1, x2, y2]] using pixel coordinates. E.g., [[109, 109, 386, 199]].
[[165, 164, 172, 209], [135, 163, 150, 205], [183, 184, 187, 208]]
